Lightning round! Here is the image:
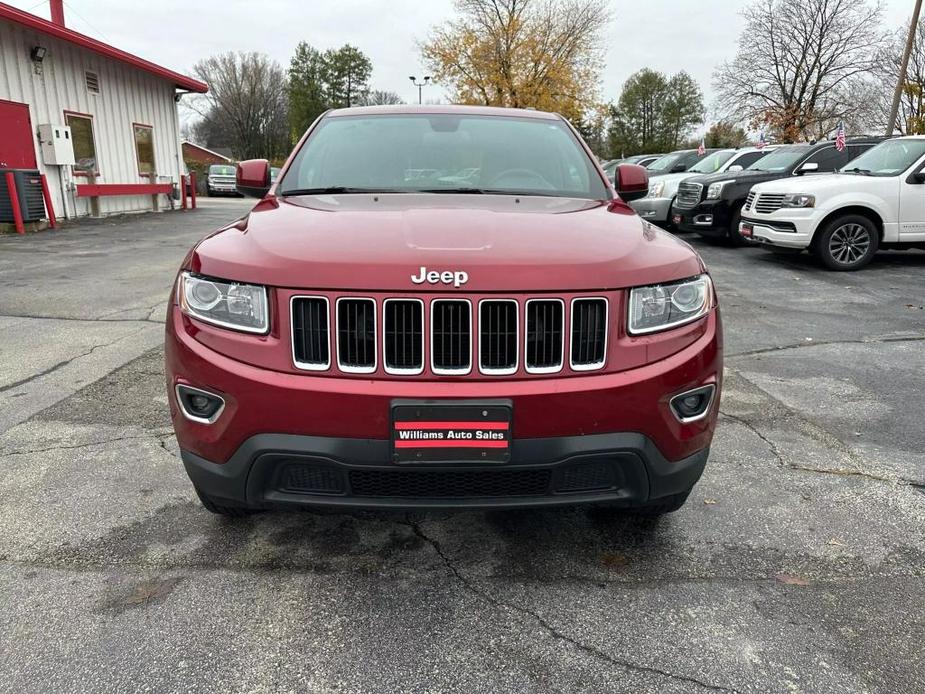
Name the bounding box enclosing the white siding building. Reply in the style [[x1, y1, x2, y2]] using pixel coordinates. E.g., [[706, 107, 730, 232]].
[[0, 0, 207, 220]]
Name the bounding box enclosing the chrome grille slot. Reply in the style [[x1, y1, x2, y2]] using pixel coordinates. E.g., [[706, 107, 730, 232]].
[[525, 299, 564, 373], [291, 297, 330, 370], [744, 191, 756, 212], [570, 298, 607, 370], [676, 181, 703, 208], [384, 299, 424, 374], [336, 298, 376, 372], [431, 300, 471, 374], [754, 193, 785, 214], [479, 300, 518, 375]]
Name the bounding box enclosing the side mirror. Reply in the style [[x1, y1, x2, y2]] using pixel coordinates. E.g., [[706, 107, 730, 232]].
[[797, 162, 819, 175], [670, 164, 687, 173], [728, 165, 743, 172], [614, 163, 649, 202], [237, 159, 271, 198], [913, 171, 925, 184]]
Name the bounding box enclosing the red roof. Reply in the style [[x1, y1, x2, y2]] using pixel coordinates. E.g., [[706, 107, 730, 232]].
[[0, 2, 208, 93]]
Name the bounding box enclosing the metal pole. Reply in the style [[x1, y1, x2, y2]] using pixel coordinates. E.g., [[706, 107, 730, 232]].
[[888, 0, 924, 135], [5, 172, 25, 234], [39, 174, 56, 228]]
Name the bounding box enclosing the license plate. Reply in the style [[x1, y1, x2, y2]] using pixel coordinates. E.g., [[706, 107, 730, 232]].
[[740, 223, 754, 238], [391, 400, 512, 463], [672, 214, 682, 225]]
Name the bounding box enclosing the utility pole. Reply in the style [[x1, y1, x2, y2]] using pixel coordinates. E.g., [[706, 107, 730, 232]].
[[409, 75, 431, 105], [887, 0, 924, 135]]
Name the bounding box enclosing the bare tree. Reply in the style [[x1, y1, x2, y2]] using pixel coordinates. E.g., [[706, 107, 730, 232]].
[[191, 52, 290, 160], [714, 0, 886, 141], [873, 18, 925, 134], [355, 90, 404, 106]]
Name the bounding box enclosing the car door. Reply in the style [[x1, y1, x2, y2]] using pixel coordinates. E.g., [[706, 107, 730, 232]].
[[898, 151, 925, 241]]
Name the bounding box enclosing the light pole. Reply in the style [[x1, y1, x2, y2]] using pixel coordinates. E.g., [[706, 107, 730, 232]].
[[409, 75, 431, 105]]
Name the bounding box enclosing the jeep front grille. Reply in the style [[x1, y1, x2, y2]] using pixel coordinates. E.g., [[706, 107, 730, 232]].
[[570, 298, 607, 370], [337, 298, 376, 372], [431, 299, 472, 374], [676, 181, 703, 208], [525, 299, 564, 373], [290, 295, 609, 376]]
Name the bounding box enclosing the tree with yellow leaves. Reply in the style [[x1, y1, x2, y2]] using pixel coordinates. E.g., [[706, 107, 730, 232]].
[[421, 0, 609, 125]]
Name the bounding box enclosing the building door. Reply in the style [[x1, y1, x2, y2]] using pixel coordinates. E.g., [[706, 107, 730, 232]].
[[0, 100, 37, 169]]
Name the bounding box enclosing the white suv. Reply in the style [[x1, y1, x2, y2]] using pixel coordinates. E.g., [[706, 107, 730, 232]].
[[740, 137, 925, 270], [631, 147, 772, 228]]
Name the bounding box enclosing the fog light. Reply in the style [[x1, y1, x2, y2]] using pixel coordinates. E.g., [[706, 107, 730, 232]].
[[669, 384, 715, 423], [176, 384, 225, 424], [693, 215, 713, 226]]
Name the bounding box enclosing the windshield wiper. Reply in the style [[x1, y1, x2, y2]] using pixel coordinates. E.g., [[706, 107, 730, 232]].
[[280, 186, 404, 196], [843, 167, 871, 176], [418, 187, 485, 194]]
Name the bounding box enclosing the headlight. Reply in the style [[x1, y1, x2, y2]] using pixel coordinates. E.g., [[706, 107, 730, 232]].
[[179, 272, 269, 334], [706, 181, 730, 199], [647, 181, 665, 198], [781, 193, 815, 208], [628, 275, 713, 335]]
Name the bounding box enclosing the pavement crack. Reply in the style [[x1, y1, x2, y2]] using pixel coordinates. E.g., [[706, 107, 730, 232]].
[[0, 325, 151, 395], [1, 434, 152, 457], [0, 312, 161, 325], [406, 518, 743, 694], [728, 333, 925, 359]]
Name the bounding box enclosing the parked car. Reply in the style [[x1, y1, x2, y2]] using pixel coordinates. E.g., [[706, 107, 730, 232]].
[[167, 105, 722, 517], [646, 149, 717, 177], [630, 147, 773, 228], [671, 137, 884, 245], [206, 164, 239, 196], [741, 136, 925, 270], [602, 155, 662, 180]]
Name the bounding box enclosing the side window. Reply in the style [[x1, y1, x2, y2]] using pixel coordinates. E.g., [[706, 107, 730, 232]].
[[803, 145, 851, 172], [64, 112, 98, 175], [732, 151, 765, 169], [845, 145, 869, 166], [133, 123, 155, 175]]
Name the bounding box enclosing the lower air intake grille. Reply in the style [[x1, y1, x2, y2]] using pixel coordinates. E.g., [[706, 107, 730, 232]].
[[349, 469, 551, 498], [432, 300, 471, 373], [337, 298, 376, 371], [553, 460, 617, 493], [525, 300, 564, 372], [570, 299, 607, 369], [384, 299, 424, 373], [479, 300, 518, 373], [278, 463, 345, 494], [291, 297, 330, 369]]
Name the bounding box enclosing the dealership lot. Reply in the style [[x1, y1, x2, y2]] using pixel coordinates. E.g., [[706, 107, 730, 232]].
[[1, 200, 924, 693]]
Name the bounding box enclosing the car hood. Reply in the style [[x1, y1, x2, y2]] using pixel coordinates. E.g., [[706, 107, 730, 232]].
[[685, 170, 776, 186], [750, 172, 868, 194], [190, 194, 706, 292]]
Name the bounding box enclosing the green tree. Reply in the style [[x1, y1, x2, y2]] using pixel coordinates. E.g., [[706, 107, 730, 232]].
[[704, 121, 748, 148], [607, 68, 704, 156], [288, 42, 328, 138], [323, 45, 372, 109]]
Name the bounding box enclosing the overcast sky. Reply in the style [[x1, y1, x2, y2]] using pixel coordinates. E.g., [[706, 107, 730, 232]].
[[8, 0, 920, 117]]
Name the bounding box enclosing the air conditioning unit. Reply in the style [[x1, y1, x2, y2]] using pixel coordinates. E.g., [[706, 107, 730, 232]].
[[0, 169, 46, 223]]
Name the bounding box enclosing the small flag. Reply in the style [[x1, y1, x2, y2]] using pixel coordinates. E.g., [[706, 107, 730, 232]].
[[697, 137, 706, 156], [757, 131, 766, 149], [835, 121, 846, 152]]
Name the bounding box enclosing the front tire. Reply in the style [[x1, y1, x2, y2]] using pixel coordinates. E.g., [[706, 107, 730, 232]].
[[727, 203, 746, 247], [814, 215, 879, 270]]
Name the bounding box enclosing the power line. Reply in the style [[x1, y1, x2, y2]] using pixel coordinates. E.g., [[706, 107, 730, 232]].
[[63, 1, 112, 43]]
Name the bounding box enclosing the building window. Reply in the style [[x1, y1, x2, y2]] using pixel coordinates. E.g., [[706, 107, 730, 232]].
[[133, 123, 155, 175], [85, 71, 100, 94], [65, 112, 98, 175]]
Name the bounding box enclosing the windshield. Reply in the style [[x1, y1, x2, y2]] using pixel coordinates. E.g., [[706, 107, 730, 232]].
[[747, 146, 811, 172], [646, 152, 685, 173], [841, 139, 925, 176], [209, 165, 235, 176], [278, 114, 608, 199], [688, 150, 735, 174]]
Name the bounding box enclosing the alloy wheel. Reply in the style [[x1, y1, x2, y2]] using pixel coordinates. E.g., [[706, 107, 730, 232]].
[[828, 223, 871, 266]]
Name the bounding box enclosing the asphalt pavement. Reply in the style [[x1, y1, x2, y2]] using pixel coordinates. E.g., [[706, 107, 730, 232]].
[[0, 198, 923, 693]]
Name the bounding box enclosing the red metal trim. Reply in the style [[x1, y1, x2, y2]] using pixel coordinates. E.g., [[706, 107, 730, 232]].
[[76, 183, 172, 197], [189, 171, 197, 209], [5, 171, 25, 234], [39, 174, 56, 228], [0, 3, 208, 93], [63, 110, 100, 177], [180, 175, 188, 210], [49, 0, 64, 26]]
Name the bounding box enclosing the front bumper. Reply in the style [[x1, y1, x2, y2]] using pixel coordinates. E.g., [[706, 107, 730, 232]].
[[741, 215, 814, 249], [629, 197, 673, 224], [183, 432, 710, 510], [673, 199, 733, 236]]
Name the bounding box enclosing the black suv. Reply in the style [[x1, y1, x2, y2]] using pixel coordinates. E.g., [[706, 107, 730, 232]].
[[647, 148, 717, 176], [670, 138, 884, 245]]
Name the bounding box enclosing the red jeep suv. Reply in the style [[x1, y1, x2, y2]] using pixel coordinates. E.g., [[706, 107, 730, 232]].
[[166, 106, 722, 516]]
